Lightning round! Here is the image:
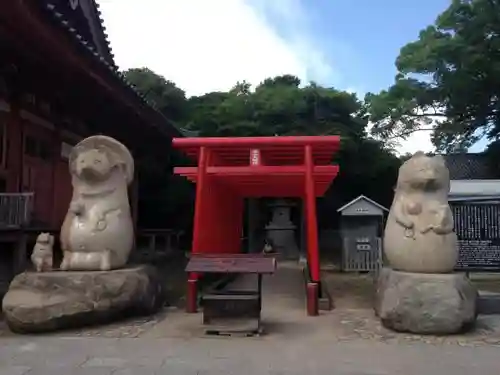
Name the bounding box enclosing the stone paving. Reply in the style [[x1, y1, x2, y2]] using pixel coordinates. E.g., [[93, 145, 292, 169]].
[[1, 334, 499, 375], [1, 262, 500, 374]]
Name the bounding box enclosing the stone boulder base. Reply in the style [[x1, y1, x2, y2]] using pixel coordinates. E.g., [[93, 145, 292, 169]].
[[375, 268, 478, 335], [2, 265, 164, 333]]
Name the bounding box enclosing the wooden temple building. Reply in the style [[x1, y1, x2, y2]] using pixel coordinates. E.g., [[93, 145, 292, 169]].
[[0, 0, 180, 293]]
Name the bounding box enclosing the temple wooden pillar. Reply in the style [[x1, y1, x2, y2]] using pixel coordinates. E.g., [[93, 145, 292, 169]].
[[187, 146, 208, 313], [304, 144, 320, 316]]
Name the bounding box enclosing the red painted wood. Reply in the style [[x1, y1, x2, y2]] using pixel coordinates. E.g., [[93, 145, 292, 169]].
[[307, 282, 319, 316], [174, 135, 341, 317], [4, 106, 22, 192], [192, 146, 207, 255], [189, 146, 208, 284], [304, 144, 320, 283], [186, 254, 277, 274], [173, 135, 340, 148], [173, 135, 340, 167], [22, 122, 55, 227], [186, 279, 198, 313], [173, 165, 339, 197]]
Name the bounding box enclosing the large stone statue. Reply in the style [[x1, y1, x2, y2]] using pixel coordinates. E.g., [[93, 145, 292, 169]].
[[375, 152, 478, 335], [384, 152, 458, 273], [2, 135, 164, 334], [60, 135, 135, 271]]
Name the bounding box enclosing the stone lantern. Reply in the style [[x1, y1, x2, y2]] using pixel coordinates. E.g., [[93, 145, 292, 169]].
[[265, 199, 300, 259]]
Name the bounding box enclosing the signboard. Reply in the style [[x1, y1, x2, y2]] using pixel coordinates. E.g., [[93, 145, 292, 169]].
[[249, 149, 260, 166], [452, 203, 500, 271]]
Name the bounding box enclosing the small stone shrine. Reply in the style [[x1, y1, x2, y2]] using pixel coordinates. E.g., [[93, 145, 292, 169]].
[[265, 199, 300, 259], [375, 152, 478, 334], [2, 135, 163, 333]]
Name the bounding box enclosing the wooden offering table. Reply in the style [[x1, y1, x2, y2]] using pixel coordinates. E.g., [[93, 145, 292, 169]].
[[186, 254, 277, 336]]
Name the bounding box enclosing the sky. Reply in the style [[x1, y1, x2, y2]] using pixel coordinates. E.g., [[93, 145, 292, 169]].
[[98, 0, 484, 155]]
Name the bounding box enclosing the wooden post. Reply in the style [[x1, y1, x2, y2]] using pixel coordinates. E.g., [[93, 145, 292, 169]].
[[187, 146, 208, 313], [306, 282, 319, 316], [304, 144, 319, 316], [13, 230, 28, 274], [301, 200, 306, 260]]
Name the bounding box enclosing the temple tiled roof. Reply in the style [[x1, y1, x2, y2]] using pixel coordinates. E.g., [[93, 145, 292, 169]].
[[442, 153, 495, 180], [40, 1, 185, 137]]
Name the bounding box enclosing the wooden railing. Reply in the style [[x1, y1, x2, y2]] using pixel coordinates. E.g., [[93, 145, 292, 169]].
[[136, 229, 185, 255], [0, 193, 34, 228]]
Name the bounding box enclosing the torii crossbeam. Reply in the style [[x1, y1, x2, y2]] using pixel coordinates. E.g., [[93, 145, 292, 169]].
[[173, 135, 340, 316]]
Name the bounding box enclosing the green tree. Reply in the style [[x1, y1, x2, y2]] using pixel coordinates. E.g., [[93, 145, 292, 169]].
[[185, 75, 401, 212], [124, 68, 188, 123], [123, 67, 195, 231], [365, 0, 500, 152], [125, 70, 402, 230]]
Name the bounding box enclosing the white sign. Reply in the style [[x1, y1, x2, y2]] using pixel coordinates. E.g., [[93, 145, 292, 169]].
[[250, 149, 260, 166]]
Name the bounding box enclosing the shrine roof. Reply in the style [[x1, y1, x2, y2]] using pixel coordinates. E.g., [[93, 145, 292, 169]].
[[172, 135, 340, 166], [173, 136, 340, 197], [174, 165, 339, 197]]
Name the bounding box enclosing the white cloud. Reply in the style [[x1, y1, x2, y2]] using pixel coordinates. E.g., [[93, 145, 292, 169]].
[[368, 121, 436, 156], [99, 0, 434, 154], [394, 131, 435, 155], [98, 0, 334, 97], [393, 113, 441, 155], [246, 0, 338, 84]]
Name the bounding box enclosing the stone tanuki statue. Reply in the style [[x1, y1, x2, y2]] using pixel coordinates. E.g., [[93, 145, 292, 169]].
[[2, 135, 164, 334], [60, 135, 135, 271], [31, 232, 54, 272], [383, 151, 458, 273], [375, 152, 478, 335]]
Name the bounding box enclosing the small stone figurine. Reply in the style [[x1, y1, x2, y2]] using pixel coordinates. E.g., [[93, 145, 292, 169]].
[[31, 232, 54, 272]]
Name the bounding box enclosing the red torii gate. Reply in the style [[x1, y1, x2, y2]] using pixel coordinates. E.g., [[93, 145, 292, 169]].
[[173, 135, 340, 315]]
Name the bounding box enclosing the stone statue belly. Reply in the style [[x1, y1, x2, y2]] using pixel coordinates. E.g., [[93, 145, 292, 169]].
[[67, 206, 133, 269], [384, 218, 458, 273]]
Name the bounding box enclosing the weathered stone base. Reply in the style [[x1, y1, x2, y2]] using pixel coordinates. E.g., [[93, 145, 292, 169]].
[[1, 265, 165, 334], [375, 268, 478, 335]]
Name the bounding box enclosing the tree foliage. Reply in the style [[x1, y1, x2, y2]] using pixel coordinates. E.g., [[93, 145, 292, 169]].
[[124, 68, 188, 123], [366, 0, 500, 152], [124, 68, 402, 230]]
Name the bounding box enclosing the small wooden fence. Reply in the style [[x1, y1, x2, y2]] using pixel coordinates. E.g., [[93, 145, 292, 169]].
[[136, 229, 185, 257], [342, 237, 383, 273], [0, 193, 34, 228]]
